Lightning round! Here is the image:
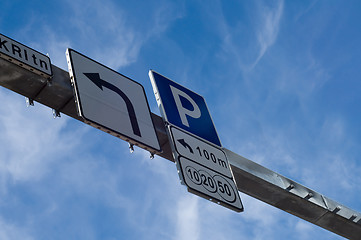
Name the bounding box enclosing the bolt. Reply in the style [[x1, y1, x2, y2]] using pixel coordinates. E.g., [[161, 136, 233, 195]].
[[129, 143, 134, 153]]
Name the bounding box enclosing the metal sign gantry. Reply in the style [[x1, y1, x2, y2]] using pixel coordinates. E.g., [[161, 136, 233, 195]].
[[1, 57, 361, 238]]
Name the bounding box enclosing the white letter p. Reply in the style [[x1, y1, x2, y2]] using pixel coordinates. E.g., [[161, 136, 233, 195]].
[[170, 85, 201, 127]]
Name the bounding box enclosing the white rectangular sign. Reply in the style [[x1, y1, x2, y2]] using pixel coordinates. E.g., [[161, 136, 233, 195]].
[[169, 125, 243, 212], [0, 33, 52, 77], [66, 49, 161, 153], [178, 157, 243, 210], [170, 127, 232, 178]]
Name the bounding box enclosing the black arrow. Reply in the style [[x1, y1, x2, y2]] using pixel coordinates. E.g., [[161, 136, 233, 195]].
[[83, 73, 141, 137], [177, 139, 193, 153]]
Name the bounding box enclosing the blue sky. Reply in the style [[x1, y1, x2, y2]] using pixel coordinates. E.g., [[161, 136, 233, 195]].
[[0, 0, 360, 239]]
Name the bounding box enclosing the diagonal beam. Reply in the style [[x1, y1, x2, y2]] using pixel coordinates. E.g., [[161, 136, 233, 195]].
[[0, 58, 360, 239]]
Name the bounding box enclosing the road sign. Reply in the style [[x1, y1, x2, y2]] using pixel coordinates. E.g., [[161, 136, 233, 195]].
[[0, 33, 52, 77], [149, 70, 243, 212], [170, 126, 243, 211], [171, 127, 232, 177], [149, 70, 221, 147], [66, 49, 161, 153]]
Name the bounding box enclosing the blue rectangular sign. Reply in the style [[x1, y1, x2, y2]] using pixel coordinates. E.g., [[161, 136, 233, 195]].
[[149, 70, 222, 147]]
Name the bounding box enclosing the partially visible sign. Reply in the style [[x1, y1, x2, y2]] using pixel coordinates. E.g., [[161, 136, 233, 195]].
[[169, 126, 243, 212], [0, 33, 52, 77], [66, 49, 161, 153], [171, 127, 231, 178]]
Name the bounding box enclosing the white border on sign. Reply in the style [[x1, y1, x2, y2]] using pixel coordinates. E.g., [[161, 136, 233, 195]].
[[66, 48, 161, 154], [148, 69, 223, 147]]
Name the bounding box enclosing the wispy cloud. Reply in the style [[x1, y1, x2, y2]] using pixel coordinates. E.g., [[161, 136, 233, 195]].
[[214, 0, 284, 72], [0, 216, 33, 240], [64, 0, 143, 69], [61, 0, 184, 70], [0, 2, 189, 239], [175, 195, 200, 240], [0, 89, 180, 239], [0, 91, 91, 238], [294, 0, 319, 21], [252, 1, 284, 69], [2, 1, 356, 239], [34, 31, 72, 70], [0, 91, 86, 184], [11, 0, 184, 72]]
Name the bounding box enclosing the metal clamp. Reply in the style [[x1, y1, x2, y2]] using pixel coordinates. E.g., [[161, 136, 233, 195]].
[[52, 109, 61, 118], [286, 183, 295, 191], [25, 97, 34, 107], [129, 143, 134, 153]]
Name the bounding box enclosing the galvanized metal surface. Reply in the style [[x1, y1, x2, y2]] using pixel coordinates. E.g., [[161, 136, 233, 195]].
[[226, 149, 361, 239], [1, 58, 360, 239]]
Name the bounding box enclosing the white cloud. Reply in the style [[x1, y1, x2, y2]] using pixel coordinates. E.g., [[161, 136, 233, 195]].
[[64, 0, 141, 69], [2, 1, 355, 239], [294, 220, 315, 239], [241, 195, 280, 228], [8, 0, 184, 73], [0, 3, 189, 238], [61, 0, 184, 71], [319, 116, 345, 145], [174, 195, 200, 240], [0, 88, 171, 239], [38, 32, 71, 71], [0, 90, 87, 184], [275, 52, 331, 101], [0, 217, 33, 240]]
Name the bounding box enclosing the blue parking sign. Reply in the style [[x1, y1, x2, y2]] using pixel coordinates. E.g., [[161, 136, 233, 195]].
[[149, 70, 222, 147]]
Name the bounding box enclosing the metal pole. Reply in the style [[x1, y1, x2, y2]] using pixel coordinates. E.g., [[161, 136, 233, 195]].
[[1, 59, 360, 239]]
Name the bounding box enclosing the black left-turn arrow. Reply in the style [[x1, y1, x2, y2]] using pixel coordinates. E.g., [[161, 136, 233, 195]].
[[177, 139, 193, 153], [83, 72, 141, 137]]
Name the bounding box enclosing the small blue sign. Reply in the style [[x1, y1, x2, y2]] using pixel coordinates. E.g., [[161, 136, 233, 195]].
[[150, 70, 222, 147]]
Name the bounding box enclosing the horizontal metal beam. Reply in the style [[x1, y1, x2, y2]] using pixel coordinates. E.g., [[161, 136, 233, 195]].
[[1, 58, 360, 239], [226, 149, 361, 239]]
